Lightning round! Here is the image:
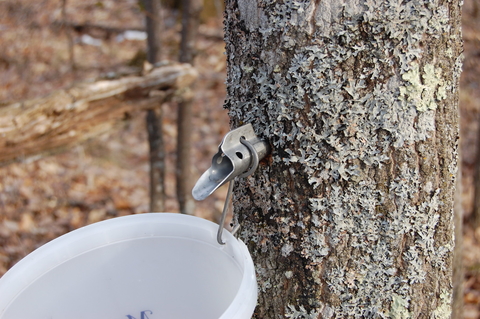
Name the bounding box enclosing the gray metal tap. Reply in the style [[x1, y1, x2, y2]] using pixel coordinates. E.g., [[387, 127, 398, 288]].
[[192, 123, 269, 201]]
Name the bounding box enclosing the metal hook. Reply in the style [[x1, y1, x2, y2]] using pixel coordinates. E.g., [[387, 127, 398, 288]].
[[217, 180, 234, 245], [216, 137, 258, 245], [192, 123, 270, 245]]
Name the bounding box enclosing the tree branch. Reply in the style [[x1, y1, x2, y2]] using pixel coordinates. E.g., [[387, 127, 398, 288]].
[[0, 63, 197, 166]]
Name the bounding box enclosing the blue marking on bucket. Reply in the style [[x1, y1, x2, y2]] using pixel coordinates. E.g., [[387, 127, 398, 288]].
[[126, 310, 152, 319]]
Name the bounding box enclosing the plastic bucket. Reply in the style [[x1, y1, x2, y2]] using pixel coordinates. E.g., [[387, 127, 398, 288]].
[[0, 213, 257, 319]]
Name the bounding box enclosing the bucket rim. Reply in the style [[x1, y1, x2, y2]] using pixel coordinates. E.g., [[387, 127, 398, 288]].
[[0, 213, 257, 318]]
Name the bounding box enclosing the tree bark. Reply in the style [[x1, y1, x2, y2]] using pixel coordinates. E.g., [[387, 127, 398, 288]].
[[145, 0, 165, 212], [224, 0, 463, 317], [176, 0, 203, 215], [0, 64, 197, 167]]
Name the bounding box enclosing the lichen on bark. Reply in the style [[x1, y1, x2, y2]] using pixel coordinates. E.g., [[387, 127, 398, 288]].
[[224, 0, 462, 317]]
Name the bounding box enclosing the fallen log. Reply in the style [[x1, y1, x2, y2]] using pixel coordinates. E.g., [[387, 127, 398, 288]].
[[0, 63, 198, 166]]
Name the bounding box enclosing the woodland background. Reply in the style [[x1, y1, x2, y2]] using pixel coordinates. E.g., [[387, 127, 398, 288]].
[[0, 0, 479, 317]]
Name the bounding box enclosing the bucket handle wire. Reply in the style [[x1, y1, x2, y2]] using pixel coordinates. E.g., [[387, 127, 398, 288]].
[[217, 137, 260, 245]]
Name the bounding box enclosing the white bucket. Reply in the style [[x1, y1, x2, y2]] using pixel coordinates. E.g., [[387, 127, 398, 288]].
[[0, 213, 257, 319]]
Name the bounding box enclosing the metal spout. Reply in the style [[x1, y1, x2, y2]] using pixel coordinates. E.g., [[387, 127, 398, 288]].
[[192, 123, 269, 201]]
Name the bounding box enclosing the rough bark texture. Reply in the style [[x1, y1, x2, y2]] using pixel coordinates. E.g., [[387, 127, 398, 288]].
[[0, 64, 197, 167], [176, 0, 203, 214], [224, 0, 462, 318]]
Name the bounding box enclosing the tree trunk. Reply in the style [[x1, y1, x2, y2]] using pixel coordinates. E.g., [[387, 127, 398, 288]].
[[176, 0, 203, 215], [145, 0, 163, 64], [224, 0, 463, 317], [179, 0, 202, 64], [145, 0, 165, 212], [147, 107, 165, 212]]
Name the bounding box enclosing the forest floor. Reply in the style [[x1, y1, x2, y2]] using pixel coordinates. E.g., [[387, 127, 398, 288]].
[[1, 0, 480, 317]]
